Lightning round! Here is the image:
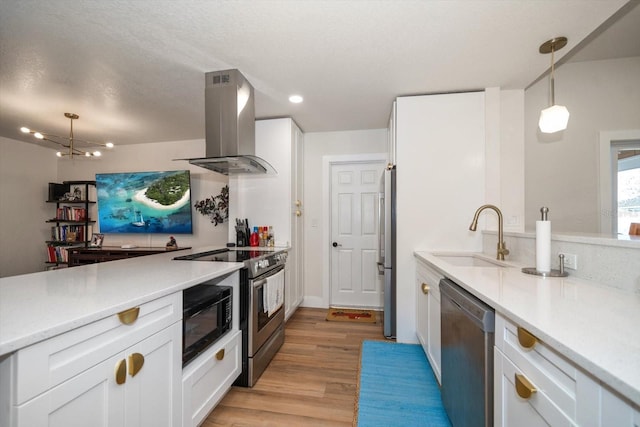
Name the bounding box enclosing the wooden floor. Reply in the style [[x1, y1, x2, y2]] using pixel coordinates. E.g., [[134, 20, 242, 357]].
[[202, 307, 385, 426]]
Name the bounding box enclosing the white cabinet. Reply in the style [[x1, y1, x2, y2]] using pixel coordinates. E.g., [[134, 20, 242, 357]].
[[494, 313, 640, 426], [394, 92, 486, 343], [230, 118, 304, 321], [1, 293, 182, 427], [289, 122, 304, 320], [415, 259, 443, 384], [181, 330, 241, 427]]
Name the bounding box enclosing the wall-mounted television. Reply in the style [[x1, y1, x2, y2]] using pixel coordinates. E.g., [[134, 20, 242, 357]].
[[95, 170, 193, 234]]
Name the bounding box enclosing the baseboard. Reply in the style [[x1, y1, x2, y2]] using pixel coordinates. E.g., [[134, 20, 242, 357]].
[[300, 296, 326, 308]]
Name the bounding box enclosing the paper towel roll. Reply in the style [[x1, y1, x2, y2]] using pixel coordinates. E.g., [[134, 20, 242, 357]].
[[536, 220, 551, 272]]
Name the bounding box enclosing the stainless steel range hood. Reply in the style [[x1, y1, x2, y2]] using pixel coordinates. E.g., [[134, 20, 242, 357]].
[[186, 69, 276, 175]]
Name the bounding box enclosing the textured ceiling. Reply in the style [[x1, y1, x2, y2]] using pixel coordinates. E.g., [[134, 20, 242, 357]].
[[0, 0, 637, 149]]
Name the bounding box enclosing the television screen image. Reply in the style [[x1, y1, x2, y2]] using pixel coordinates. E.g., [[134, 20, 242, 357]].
[[96, 170, 193, 234]]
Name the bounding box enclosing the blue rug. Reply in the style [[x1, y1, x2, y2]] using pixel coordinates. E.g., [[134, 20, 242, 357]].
[[355, 340, 451, 427]]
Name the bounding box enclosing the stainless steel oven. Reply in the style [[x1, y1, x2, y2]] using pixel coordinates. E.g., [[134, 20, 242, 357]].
[[174, 248, 287, 387], [248, 265, 285, 386]]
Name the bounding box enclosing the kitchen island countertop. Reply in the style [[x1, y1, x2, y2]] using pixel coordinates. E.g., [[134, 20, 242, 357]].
[[415, 250, 640, 408], [0, 246, 242, 356]]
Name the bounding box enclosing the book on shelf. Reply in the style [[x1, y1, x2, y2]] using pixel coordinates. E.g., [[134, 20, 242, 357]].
[[50, 225, 91, 242], [46, 245, 71, 263], [54, 206, 87, 221]]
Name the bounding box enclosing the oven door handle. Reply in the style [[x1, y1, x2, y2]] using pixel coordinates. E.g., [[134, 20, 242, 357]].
[[252, 278, 267, 289], [251, 266, 285, 288]]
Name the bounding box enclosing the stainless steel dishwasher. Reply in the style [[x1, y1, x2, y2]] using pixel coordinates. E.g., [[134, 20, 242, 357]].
[[440, 278, 494, 427]]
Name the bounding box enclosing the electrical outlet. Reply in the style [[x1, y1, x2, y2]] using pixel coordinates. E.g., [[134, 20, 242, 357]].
[[559, 253, 578, 270]]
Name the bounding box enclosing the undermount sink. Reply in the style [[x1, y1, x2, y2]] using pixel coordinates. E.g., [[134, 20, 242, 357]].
[[433, 253, 509, 268]]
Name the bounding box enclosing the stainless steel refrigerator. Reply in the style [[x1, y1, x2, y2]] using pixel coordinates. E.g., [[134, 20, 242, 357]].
[[378, 165, 396, 338]]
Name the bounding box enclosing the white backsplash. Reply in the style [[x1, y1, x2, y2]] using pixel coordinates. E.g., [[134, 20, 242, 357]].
[[482, 231, 640, 294]]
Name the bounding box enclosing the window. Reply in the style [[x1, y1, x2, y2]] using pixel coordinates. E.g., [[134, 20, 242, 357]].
[[612, 142, 640, 235]]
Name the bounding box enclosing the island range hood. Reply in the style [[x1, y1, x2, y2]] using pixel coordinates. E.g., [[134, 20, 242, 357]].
[[186, 69, 276, 175]]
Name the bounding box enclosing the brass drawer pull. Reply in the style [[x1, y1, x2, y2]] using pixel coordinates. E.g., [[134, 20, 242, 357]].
[[514, 373, 537, 399], [115, 359, 127, 385], [517, 327, 537, 349], [421, 283, 430, 294], [128, 353, 145, 377], [216, 349, 225, 361], [117, 307, 140, 325]]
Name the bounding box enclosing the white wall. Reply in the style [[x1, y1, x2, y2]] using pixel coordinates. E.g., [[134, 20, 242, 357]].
[[302, 129, 387, 307], [0, 137, 230, 277], [524, 56, 640, 233], [484, 88, 526, 233], [56, 138, 230, 249], [0, 137, 57, 277]]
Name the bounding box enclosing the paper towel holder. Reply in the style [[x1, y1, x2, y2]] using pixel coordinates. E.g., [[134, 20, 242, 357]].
[[522, 254, 568, 277]]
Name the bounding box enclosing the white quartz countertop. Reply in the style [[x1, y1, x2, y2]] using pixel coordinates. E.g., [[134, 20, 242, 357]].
[[0, 246, 243, 356], [415, 251, 640, 407]]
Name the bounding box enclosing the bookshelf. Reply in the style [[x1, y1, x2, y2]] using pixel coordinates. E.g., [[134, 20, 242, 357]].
[[45, 181, 96, 268]]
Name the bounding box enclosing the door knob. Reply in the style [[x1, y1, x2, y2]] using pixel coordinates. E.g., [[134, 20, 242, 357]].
[[115, 359, 126, 385], [514, 373, 537, 399], [128, 353, 145, 377], [117, 307, 140, 325], [332, 242, 342, 247], [421, 283, 430, 294], [517, 327, 537, 349]]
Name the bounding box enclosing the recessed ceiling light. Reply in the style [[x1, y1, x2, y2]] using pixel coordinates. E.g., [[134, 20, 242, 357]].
[[289, 95, 303, 104]]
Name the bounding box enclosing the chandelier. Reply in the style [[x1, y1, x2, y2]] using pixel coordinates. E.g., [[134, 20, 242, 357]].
[[21, 112, 114, 158]]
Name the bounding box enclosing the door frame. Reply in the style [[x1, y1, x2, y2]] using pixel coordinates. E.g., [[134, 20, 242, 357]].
[[598, 129, 640, 234], [321, 153, 387, 308]]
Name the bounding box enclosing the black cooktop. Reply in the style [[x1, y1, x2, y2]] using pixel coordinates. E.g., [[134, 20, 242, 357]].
[[173, 249, 257, 263]]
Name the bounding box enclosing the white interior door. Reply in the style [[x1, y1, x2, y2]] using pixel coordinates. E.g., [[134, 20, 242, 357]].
[[330, 161, 385, 308]]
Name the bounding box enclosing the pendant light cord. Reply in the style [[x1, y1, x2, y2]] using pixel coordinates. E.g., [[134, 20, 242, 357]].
[[550, 46, 556, 106]]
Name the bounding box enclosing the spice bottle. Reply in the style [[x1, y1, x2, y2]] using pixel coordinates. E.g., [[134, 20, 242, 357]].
[[268, 226, 274, 247], [249, 227, 259, 247]]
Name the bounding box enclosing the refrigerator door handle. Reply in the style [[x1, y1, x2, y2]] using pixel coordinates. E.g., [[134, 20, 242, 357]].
[[378, 192, 385, 261], [376, 262, 385, 275]]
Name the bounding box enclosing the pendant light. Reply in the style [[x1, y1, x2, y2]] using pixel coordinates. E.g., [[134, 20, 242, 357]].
[[538, 37, 570, 134], [20, 113, 114, 158]]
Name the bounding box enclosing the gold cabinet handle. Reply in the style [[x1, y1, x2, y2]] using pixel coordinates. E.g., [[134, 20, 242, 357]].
[[115, 359, 127, 385], [295, 210, 302, 217], [117, 307, 140, 325], [421, 283, 430, 294], [514, 373, 537, 399], [517, 327, 537, 349], [128, 353, 145, 377], [216, 349, 225, 361]]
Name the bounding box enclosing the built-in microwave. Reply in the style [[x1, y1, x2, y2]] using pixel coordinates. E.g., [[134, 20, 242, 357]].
[[182, 282, 232, 367]]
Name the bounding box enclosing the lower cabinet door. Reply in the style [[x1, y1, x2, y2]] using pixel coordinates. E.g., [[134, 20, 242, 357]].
[[182, 330, 242, 427], [15, 353, 125, 427], [426, 283, 441, 384], [14, 321, 182, 427], [415, 272, 429, 357], [494, 349, 575, 427], [124, 321, 182, 427]]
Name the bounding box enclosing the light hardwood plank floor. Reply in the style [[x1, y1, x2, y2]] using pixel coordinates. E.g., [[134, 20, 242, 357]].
[[202, 307, 385, 426]]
